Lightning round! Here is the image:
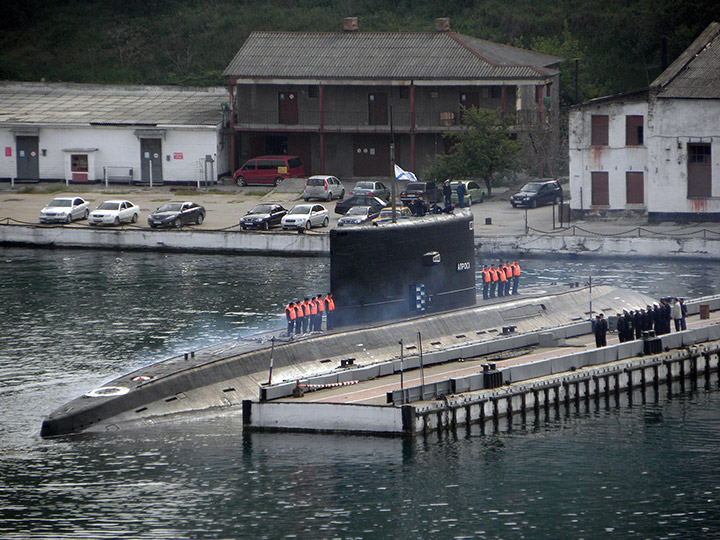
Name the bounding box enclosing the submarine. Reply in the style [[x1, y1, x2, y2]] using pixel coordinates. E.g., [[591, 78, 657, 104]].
[[41, 211, 653, 437]]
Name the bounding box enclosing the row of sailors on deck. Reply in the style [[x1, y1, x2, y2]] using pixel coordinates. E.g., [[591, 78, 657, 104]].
[[480, 262, 521, 299], [285, 294, 335, 336]]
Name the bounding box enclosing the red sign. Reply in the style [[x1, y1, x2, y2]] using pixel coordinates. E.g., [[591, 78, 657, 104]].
[[173, 152, 183, 160], [4, 147, 11, 157]]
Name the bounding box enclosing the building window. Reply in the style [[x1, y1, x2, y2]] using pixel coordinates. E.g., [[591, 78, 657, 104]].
[[626, 172, 644, 204], [399, 87, 409, 99], [308, 85, 318, 99], [71, 154, 88, 173], [591, 115, 609, 146], [591, 171, 609, 206], [626, 116, 643, 146], [688, 143, 712, 197]]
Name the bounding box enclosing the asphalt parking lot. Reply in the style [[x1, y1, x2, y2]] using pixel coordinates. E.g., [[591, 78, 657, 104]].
[[0, 179, 567, 236]]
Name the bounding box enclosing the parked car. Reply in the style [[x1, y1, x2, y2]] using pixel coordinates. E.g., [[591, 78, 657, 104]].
[[399, 181, 442, 207], [39, 197, 90, 224], [233, 155, 304, 187], [336, 205, 380, 227], [240, 203, 288, 230], [450, 180, 485, 206], [147, 201, 205, 228], [334, 195, 387, 215], [510, 180, 563, 208], [348, 181, 390, 201], [281, 204, 329, 230], [372, 206, 412, 225], [303, 175, 345, 201], [88, 200, 140, 226]]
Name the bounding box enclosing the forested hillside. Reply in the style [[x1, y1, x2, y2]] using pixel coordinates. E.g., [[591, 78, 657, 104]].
[[2, 0, 719, 104]]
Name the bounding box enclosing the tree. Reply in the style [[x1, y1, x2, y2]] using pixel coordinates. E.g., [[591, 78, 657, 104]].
[[426, 106, 520, 196]]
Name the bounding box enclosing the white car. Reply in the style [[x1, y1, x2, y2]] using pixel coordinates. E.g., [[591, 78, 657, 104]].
[[89, 200, 140, 226], [281, 204, 329, 230], [39, 197, 90, 224], [303, 175, 345, 201]]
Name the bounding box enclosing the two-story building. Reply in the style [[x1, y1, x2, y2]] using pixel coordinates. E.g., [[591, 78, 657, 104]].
[[569, 22, 720, 222], [224, 18, 561, 180]]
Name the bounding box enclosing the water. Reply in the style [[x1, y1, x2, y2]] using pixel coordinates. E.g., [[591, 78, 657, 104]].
[[1, 247, 719, 539]]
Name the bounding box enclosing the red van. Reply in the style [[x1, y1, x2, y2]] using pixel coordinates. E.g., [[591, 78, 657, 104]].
[[233, 155, 305, 186]]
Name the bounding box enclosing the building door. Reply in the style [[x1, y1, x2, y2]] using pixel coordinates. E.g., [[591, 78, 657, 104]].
[[368, 93, 388, 125], [16, 136, 39, 180], [626, 172, 644, 204], [353, 135, 390, 177], [140, 138, 163, 184], [278, 92, 298, 125], [286, 134, 312, 175], [459, 92, 480, 120], [688, 143, 711, 197], [591, 172, 609, 206]]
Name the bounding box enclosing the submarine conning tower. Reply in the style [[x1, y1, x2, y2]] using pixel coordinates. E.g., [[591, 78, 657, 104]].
[[330, 211, 476, 327]]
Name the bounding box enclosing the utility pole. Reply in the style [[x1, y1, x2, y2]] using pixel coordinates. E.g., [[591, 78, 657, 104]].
[[390, 105, 397, 223]]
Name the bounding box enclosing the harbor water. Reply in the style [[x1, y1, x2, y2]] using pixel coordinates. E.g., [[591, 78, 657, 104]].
[[1, 247, 719, 539]]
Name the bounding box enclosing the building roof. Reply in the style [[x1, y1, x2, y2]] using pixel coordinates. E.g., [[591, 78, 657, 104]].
[[652, 21, 720, 99], [0, 82, 228, 127], [224, 31, 561, 82]]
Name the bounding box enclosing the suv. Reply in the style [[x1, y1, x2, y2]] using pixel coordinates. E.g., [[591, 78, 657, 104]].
[[510, 180, 563, 208], [303, 175, 345, 201], [399, 182, 442, 207], [233, 155, 304, 187]]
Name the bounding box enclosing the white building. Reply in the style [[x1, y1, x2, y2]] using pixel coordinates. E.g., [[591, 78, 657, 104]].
[[0, 82, 230, 185], [569, 22, 720, 222]]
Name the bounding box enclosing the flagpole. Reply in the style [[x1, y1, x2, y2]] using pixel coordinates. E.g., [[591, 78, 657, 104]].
[[390, 105, 397, 224]]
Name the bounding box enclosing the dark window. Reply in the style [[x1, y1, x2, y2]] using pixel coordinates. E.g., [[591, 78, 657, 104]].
[[459, 91, 479, 110], [287, 157, 302, 169], [591, 115, 609, 146], [688, 143, 711, 198], [491, 86, 501, 99], [626, 172, 644, 204], [591, 172, 609, 206], [626, 116, 644, 146], [308, 85, 318, 99], [71, 154, 88, 172], [399, 87, 410, 99]]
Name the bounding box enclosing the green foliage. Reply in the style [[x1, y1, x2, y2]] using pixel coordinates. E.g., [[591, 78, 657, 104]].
[[0, 0, 719, 96], [424, 107, 520, 195]]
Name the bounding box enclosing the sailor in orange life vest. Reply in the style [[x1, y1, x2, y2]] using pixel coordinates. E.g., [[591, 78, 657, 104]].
[[301, 298, 311, 333], [497, 262, 507, 297], [309, 296, 319, 332], [481, 265, 490, 299], [324, 293, 335, 330], [294, 301, 304, 335], [285, 302, 297, 336], [315, 294, 325, 331], [503, 262, 513, 296], [488, 264, 498, 298], [511, 261, 521, 295]]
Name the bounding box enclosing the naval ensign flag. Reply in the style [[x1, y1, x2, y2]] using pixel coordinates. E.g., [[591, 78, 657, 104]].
[[394, 164, 418, 182]]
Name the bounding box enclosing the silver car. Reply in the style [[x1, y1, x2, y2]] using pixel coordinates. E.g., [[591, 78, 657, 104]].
[[89, 200, 140, 226], [281, 204, 329, 230], [39, 197, 90, 224], [303, 175, 345, 201], [348, 181, 390, 201]]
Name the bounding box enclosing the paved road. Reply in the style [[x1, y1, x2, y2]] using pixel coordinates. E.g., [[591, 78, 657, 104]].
[[2, 180, 719, 238]]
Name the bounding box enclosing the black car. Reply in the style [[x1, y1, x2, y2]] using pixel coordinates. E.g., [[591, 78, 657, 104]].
[[399, 181, 442, 207], [336, 205, 381, 226], [240, 203, 288, 230], [510, 180, 563, 208], [334, 195, 387, 215], [148, 201, 205, 228]]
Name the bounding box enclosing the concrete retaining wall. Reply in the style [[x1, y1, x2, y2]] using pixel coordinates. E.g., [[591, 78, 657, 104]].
[[2, 223, 719, 258], [0, 224, 328, 255]]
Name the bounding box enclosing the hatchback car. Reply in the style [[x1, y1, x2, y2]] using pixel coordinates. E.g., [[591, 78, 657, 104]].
[[303, 175, 345, 201], [450, 180, 485, 206], [281, 204, 329, 230], [348, 181, 390, 201], [336, 205, 380, 227], [147, 201, 205, 228], [399, 181, 442, 207], [372, 206, 412, 225], [240, 203, 288, 230], [88, 200, 140, 226], [334, 195, 387, 215], [510, 180, 563, 208], [39, 197, 90, 224]]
